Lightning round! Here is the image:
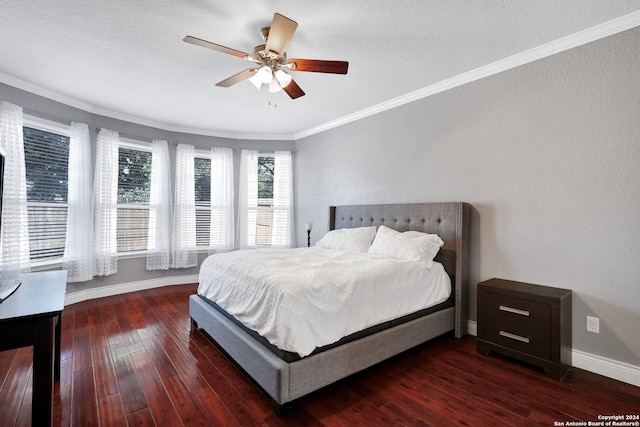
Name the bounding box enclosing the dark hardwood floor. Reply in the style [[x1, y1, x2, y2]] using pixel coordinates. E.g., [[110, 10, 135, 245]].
[[1, 283, 638, 426]]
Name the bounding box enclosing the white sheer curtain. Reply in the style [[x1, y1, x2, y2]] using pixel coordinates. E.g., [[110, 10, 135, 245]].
[[209, 147, 234, 253], [236, 149, 258, 249], [62, 122, 93, 282], [172, 143, 197, 268], [146, 139, 172, 270], [93, 128, 119, 276], [0, 101, 30, 274], [272, 151, 294, 247]]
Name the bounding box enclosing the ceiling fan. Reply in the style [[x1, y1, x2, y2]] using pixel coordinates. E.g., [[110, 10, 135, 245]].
[[183, 13, 349, 100]]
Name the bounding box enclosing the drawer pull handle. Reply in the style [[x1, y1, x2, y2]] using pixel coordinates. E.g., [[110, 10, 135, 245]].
[[499, 305, 530, 317], [499, 330, 530, 343]]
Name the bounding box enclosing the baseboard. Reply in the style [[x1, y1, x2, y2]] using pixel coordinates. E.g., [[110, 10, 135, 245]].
[[467, 320, 478, 337], [64, 274, 199, 306], [466, 320, 640, 387], [572, 349, 640, 387]]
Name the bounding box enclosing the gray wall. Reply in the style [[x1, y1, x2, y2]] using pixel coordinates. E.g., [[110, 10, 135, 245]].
[[0, 82, 295, 293], [294, 28, 640, 366]]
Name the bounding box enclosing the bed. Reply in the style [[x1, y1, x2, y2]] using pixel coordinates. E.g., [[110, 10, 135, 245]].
[[190, 202, 470, 411]]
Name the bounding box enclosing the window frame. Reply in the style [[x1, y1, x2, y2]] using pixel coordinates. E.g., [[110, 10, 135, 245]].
[[22, 115, 71, 268]]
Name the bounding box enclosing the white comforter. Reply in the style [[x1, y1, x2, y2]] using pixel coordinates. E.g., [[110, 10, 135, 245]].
[[197, 247, 451, 357]]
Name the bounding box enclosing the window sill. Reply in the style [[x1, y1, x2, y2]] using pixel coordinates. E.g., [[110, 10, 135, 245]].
[[117, 251, 148, 260], [30, 251, 150, 271], [31, 259, 63, 271], [30, 249, 228, 272]]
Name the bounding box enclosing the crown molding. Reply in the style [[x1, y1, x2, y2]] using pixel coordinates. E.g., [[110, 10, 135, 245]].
[[0, 71, 294, 141], [3, 10, 639, 141], [295, 10, 640, 140]]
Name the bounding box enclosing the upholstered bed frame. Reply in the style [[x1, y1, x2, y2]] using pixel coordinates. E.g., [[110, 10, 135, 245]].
[[189, 202, 470, 411]]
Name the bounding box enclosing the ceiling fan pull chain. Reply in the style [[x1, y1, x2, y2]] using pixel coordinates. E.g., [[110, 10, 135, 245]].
[[268, 91, 278, 108]]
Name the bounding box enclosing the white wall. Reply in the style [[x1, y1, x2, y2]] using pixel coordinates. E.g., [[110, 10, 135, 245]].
[[294, 27, 640, 367]]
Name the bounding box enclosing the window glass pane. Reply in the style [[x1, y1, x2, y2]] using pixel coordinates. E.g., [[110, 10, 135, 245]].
[[257, 156, 274, 200], [194, 157, 211, 207], [24, 127, 69, 203], [117, 207, 149, 252], [194, 157, 212, 247], [117, 146, 151, 252], [196, 208, 210, 246], [27, 205, 68, 260], [256, 209, 273, 246], [118, 147, 151, 205], [23, 126, 70, 261], [256, 156, 275, 246]]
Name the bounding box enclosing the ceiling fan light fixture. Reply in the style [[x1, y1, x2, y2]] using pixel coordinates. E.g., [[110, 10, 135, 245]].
[[255, 65, 273, 84], [248, 72, 263, 89], [268, 77, 282, 93], [274, 69, 292, 88]]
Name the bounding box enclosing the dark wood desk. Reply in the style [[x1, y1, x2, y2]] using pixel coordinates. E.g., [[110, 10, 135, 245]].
[[0, 270, 67, 427]]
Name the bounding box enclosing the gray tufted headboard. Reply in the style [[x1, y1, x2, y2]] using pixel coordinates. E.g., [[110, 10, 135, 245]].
[[329, 202, 471, 337]]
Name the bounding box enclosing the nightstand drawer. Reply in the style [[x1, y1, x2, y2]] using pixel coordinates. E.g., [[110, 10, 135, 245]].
[[484, 317, 551, 360], [484, 292, 550, 331]]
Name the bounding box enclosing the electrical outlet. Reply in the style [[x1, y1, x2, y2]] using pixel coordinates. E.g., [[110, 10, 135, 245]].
[[586, 316, 600, 333]]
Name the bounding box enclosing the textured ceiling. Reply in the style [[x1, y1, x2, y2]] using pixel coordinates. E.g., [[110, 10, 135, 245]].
[[1, 1, 639, 140]]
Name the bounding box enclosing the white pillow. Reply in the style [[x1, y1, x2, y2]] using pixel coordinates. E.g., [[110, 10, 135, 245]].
[[368, 225, 444, 268], [316, 226, 377, 253]]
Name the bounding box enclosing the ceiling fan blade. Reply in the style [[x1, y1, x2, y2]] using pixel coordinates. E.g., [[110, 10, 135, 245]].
[[216, 68, 257, 87], [265, 13, 298, 58], [286, 59, 349, 74], [183, 35, 249, 58], [283, 79, 305, 99]]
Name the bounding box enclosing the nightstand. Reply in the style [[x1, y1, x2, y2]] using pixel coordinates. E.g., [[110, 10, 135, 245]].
[[477, 278, 572, 380]]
